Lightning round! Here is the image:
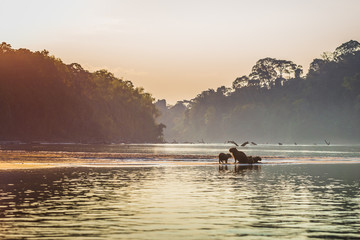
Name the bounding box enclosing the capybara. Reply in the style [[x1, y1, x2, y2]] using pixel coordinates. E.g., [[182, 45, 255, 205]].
[[229, 147, 248, 163], [218, 153, 232, 164], [247, 156, 262, 164], [229, 148, 262, 164]]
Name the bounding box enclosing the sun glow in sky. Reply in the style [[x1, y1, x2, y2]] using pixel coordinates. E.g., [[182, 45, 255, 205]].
[[2, 0, 360, 104]]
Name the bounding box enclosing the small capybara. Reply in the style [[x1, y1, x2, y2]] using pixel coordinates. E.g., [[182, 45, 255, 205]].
[[218, 153, 232, 164], [229, 148, 262, 164], [247, 156, 262, 164]]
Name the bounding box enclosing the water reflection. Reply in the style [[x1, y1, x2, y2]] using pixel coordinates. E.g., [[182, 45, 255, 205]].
[[1, 165, 360, 239], [218, 164, 261, 174]]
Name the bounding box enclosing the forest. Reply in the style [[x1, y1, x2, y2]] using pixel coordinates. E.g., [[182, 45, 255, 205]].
[[0, 43, 164, 143], [156, 40, 360, 144]]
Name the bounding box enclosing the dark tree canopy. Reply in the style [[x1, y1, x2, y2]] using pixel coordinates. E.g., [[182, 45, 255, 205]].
[[249, 57, 278, 87], [334, 40, 360, 60], [248, 57, 302, 88], [157, 40, 360, 143], [0, 43, 164, 143], [232, 76, 249, 89]]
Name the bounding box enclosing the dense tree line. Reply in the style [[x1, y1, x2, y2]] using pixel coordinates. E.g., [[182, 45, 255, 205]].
[[0, 43, 164, 143], [157, 40, 360, 143]]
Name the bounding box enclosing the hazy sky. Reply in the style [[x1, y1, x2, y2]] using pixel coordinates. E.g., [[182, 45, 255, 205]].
[[2, 0, 360, 104]]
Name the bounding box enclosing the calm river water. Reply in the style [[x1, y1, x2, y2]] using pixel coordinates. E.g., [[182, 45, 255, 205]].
[[1, 144, 360, 239]]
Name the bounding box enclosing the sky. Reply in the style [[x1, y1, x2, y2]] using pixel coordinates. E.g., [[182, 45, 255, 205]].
[[1, 0, 360, 104]]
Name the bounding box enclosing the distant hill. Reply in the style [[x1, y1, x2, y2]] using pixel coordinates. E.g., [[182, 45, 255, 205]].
[[156, 40, 360, 144], [0, 42, 164, 143]]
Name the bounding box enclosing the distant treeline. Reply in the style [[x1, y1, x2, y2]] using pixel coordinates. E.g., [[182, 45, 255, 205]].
[[0, 43, 164, 143], [157, 40, 360, 143]]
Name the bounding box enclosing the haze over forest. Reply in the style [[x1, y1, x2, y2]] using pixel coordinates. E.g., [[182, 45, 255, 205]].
[[0, 40, 359, 144], [0, 43, 164, 143], [156, 40, 360, 144]]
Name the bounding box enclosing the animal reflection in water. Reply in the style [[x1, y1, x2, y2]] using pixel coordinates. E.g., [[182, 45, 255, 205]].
[[219, 164, 261, 173]]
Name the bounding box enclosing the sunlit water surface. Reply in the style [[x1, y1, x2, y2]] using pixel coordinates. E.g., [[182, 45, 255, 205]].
[[1, 144, 360, 239], [2, 143, 359, 157]]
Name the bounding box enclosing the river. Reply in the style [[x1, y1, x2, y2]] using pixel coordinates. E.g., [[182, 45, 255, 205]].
[[0, 143, 359, 239]]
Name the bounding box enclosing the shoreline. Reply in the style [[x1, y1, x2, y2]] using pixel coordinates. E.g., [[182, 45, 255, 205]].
[[1, 150, 360, 170]]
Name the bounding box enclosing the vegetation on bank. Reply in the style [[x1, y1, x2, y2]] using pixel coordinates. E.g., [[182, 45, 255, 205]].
[[157, 40, 360, 143], [0, 43, 165, 143]]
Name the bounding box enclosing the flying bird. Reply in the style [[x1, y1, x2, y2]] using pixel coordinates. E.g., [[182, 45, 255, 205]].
[[227, 140, 239, 146], [241, 141, 249, 147]]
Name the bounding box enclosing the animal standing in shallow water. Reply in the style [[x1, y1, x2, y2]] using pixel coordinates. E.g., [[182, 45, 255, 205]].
[[218, 153, 232, 164], [247, 156, 262, 164], [229, 148, 248, 163], [229, 147, 261, 164]]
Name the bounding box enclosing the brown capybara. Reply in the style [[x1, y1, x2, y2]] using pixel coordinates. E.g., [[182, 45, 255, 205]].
[[229, 148, 262, 164], [247, 156, 262, 164], [229, 148, 248, 163], [218, 153, 232, 164]]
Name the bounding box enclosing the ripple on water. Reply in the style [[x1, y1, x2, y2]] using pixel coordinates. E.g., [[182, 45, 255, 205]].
[[0, 165, 360, 239]]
